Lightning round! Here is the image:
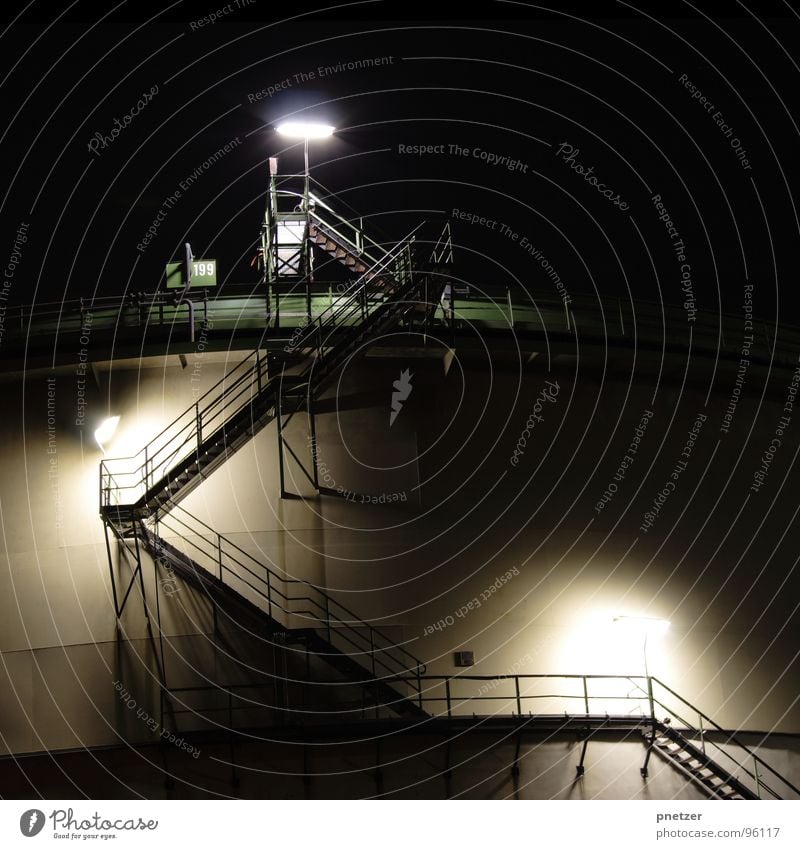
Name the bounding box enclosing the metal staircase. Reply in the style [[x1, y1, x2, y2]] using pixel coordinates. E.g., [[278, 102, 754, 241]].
[[99, 166, 451, 726], [646, 724, 754, 799], [108, 503, 427, 719], [100, 189, 452, 524]]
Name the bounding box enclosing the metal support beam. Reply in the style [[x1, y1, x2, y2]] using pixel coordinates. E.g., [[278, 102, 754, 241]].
[[641, 724, 657, 778], [576, 736, 589, 777]]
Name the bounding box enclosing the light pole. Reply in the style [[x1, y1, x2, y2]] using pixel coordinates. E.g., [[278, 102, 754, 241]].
[[612, 615, 670, 679], [275, 121, 335, 205], [274, 121, 335, 319]]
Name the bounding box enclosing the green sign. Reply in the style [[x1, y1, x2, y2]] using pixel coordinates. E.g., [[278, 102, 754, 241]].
[[166, 259, 217, 288]]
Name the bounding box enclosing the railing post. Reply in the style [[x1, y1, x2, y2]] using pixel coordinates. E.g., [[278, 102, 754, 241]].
[[217, 533, 223, 581], [699, 713, 705, 755], [266, 570, 272, 621], [195, 402, 202, 454], [754, 756, 761, 799], [445, 678, 452, 718], [583, 676, 590, 715], [144, 446, 149, 492], [647, 676, 655, 719], [325, 596, 331, 645], [515, 676, 522, 716]]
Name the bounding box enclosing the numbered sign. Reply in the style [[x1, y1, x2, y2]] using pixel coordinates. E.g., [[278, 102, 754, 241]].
[[166, 258, 217, 288]]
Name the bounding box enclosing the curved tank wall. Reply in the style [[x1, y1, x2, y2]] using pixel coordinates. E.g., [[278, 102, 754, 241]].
[[0, 337, 799, 761]]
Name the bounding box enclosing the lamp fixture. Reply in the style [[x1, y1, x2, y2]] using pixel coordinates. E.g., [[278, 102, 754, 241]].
[[94, 416, 120, 453]]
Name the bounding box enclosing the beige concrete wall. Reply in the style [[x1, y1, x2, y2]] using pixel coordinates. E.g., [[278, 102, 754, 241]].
[[1, 345, 799, 766]]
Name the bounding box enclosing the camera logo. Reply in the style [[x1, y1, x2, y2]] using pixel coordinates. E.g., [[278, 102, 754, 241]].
[[19, 809, 46, 837]]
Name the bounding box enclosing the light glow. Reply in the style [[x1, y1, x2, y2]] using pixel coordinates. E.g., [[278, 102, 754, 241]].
[[94, 416, 120, 452], [275, 121, 335, 139], [613, 615, 670, 636]]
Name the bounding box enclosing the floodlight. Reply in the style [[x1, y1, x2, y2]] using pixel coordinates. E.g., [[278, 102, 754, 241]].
[[94, 416, 120, 452], [613, 615, 670, 636], [275, 121, 335, 139]]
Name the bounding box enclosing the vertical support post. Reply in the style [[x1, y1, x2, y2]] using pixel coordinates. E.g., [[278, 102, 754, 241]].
[[266, 570, 272, 622], [153, 550, 167, 688], [195, 402, 202, 455], [103, 521, 121, 620], [647, 675, 655, 720], [450, 283, 456, 349], [699, 714, 705, 755], [515, 676, 522, 716], [576, 738, 589, 776], [506, 287, 514, 328], [445, 678, 452, 718], [325, 596, 332, 645], [308, 402, 319, 491], [228, 688, 239, 788], [132, 524, 148, 623], [423, 276, 429, 342], [276, 390, 287, 499], [754, 757, 761, 799], [583, 676, 590, 715]]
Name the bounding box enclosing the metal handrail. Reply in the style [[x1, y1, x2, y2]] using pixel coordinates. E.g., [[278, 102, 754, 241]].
[[290, 222, 425, 355], [100, 350, 274, 508], [370, 673, 797, 798], [99, 203, 439, 511], [648, 676, 800, 800], [147, 504, 425, 686]]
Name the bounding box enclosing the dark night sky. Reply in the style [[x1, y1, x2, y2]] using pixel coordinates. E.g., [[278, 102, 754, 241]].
[[1, 0, 799, 327]]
